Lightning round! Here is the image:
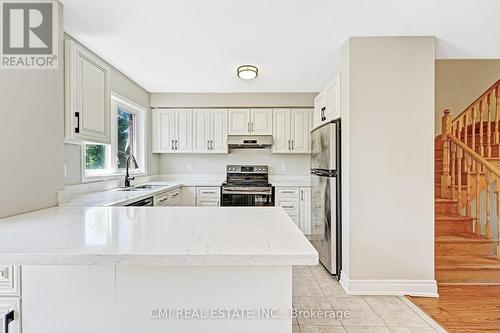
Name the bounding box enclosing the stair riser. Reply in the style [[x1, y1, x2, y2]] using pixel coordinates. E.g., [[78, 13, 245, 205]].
[[436, 222, 473, 235], [436, 243, 495, 256], [435, 202, 458, 214], [437, 269, 500, 283]]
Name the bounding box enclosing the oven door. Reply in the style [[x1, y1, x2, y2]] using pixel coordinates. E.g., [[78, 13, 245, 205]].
[[221, 187, 275, 206]]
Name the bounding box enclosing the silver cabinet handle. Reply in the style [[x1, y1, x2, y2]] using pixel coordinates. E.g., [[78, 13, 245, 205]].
[[210, 140, 213, 150], [207, 140, 210, 150], [292, 140, 294, 150], [248, 122, 251, 132], [288, 140, 291, 150], [171, 140, 175, 150], [251, 122, 254, 132], [281, 190, 295, 194], [282, 205, 295, 209], [300, 190, 304, 201], [175, 140, 178, 150]]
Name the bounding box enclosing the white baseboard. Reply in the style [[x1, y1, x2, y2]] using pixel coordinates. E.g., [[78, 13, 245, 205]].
[[340, 274, 438, 297]]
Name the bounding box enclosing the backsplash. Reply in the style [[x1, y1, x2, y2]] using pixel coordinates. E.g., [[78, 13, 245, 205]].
[[158, 150, 310, 175]]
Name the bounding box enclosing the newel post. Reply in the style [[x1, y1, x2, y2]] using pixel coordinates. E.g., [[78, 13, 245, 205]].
[[441, 109, 452, 199]]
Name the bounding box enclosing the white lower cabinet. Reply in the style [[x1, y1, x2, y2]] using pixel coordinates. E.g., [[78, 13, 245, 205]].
[[0, 297, 21, 333], [180, 187, 197, 206], [154, 188, 180, 206], [0, 266, 21, 333], [196, 187, 221, 206], [276, 187, 311, 235]]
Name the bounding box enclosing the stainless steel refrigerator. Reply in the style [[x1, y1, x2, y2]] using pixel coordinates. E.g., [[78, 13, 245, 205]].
[[310, 119, 341, 278]]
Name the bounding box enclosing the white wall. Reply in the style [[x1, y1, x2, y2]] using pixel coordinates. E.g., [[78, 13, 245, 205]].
[[340, 37, 436, 296], [64, 35, 159, 185], [435, 59, 500, 134], [0, 3, 64, 218]]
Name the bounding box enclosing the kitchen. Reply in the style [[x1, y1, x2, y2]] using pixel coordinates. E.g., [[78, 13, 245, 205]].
[[1, 1, 443, 333]]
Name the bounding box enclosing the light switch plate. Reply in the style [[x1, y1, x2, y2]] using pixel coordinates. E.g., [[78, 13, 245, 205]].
[[186, 163, 193, 171]]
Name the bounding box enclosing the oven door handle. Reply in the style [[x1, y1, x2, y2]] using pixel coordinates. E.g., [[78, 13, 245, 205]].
[[222, 188, 272, 195]]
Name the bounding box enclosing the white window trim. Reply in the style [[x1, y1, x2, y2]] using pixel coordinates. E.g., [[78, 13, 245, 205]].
[[82, 92, 147, 183]]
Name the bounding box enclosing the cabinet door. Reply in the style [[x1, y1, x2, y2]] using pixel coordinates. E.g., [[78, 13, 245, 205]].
[[0, 297, 21, 333], [180, 187, 197, 206], [290, 109, 310, 153], [210, 109, 228, 153], [325, 75, 340, 121], [272, 109, 291, 153], [228, 109, 250, 135], [153, 109, 175, 153], [251, 109, 273, 135], [299, 187, 311, 235], [175, 109, 193, 152], [192, 109, 210, 153], [65, 40, 111, 144], [313, 91, 326, 129]]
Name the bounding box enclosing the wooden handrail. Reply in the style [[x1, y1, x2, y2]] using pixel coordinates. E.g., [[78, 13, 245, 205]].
[[448, 135, 500, 179], [451, 79, 500, 126]]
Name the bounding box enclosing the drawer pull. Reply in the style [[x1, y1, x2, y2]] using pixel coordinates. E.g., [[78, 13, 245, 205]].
[[281, 190, 295, 194], [281, 205, 295, 209]]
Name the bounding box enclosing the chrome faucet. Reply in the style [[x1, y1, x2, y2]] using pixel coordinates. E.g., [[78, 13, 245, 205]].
[[124, 154, 139, 187]]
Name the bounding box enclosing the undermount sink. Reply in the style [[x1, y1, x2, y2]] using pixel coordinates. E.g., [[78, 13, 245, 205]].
[[118, 185, 163, 191]]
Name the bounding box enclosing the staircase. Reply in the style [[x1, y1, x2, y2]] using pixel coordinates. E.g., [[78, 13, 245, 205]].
[[436, 79, 500, 285]]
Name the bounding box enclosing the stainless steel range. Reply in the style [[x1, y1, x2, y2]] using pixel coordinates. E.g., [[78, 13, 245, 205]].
[[221, 165, 275, 206]]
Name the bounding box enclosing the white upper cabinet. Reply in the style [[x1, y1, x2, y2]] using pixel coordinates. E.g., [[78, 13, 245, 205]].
[[313, 74, 340, 129], [65, 40, 111, 144], [273, 109, 311, 154], [251, 109, 273, 135], [152, 109, 192, 153], [210, 109, 228, 153], [273, 109, 291, 152], [193, 109, 227, 153], [228, 109, 272, 135], [228, 109, 250, 135]]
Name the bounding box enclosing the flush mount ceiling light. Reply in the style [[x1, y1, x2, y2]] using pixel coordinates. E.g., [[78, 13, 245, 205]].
[[237, 65, 258, 80]]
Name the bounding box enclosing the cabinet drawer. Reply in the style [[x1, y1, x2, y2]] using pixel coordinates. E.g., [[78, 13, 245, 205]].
[[167, 189, 180, 201], [196, 199, 220, 207], [0, 266, 20, 297], [277, 199, 299, 216], [0, 297, 21, 333], [197, 187, 221, 198], [276, 187, 300, 198], [153, 192, 169, 206]]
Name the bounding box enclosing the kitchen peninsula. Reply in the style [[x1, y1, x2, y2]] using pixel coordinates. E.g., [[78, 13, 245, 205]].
[[0, 206, 317, 333]]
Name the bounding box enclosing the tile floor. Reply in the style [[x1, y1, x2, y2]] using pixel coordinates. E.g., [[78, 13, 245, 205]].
[[292, 265, 444, 333]]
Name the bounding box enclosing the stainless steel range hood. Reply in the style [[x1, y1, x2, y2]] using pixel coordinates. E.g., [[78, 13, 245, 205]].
[[227, 135, 274, 150]]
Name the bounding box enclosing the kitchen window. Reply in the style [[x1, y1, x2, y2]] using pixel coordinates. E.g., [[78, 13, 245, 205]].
[[83, 93, 146, 181]]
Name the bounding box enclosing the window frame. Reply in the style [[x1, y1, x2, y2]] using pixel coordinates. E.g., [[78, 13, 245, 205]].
[[82, 92, 147, 183]]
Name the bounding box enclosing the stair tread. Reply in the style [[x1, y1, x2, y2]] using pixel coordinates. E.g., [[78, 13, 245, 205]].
[[435, 198, 458, 204], [436, 255, 500, 270], [435, 214, 474, 222], [436, 234, 496, 244]]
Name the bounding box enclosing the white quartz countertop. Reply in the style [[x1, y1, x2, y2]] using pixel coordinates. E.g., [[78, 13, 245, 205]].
[[61, 182, 183, 207], [0, 207, 318, 266]]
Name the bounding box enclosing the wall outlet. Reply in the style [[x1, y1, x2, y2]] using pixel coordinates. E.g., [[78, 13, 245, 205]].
[[186, 163, 193, 171], [280, 163, 287, 172]]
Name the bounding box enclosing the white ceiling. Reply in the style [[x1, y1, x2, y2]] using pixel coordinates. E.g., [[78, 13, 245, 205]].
[[63, 0, 500, 93]]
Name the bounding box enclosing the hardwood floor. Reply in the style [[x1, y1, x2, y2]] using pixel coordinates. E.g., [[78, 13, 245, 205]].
[[408, 285, 500, 332]]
